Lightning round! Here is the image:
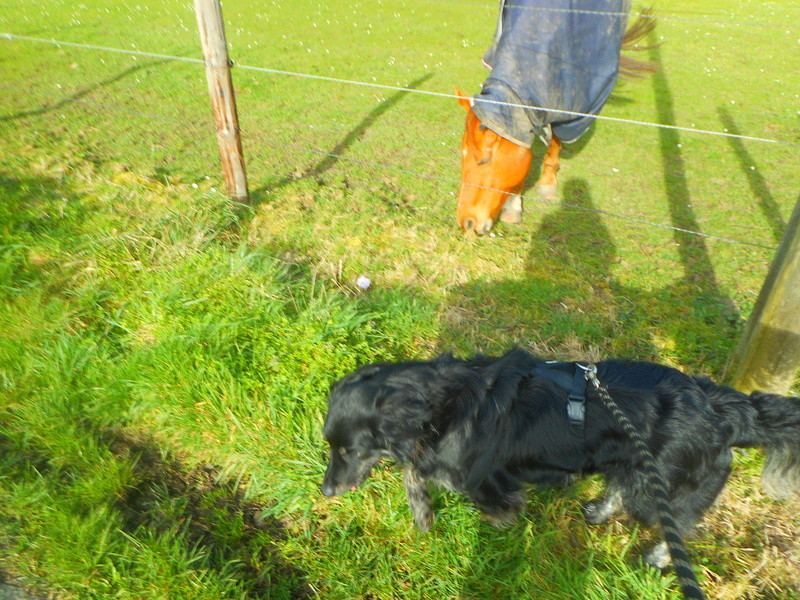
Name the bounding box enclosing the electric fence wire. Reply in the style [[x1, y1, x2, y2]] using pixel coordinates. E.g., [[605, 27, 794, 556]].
[[0, 32, 791, 251]]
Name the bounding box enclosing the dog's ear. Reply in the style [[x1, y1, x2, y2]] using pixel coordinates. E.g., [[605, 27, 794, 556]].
[[374, 386, 429, 413], [454, 86, 472, 113], [330, 363, 388, 393], [355, 363, 387, 379], [373, 386, 433, 451]]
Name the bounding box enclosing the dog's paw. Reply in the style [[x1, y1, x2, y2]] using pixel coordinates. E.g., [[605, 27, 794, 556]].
[[480, 498, 525, 528], [583, 488, 623, 525], [483, 511, 520, 529], [413, 510, 434, 533], [582, 501, 609, 525], [644, 542, 671, 570]]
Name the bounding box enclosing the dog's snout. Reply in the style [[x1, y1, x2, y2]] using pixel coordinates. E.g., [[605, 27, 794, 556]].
[[321, 483, 336, 497]]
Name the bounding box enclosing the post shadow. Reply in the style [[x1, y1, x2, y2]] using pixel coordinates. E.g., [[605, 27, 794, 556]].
[[249, 72, 434, 204], [648, 41, 720, 291], [716, 106, 786, 243], [0, 61, 167, 123]]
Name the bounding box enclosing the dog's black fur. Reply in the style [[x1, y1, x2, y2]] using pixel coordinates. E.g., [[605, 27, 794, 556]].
[[321, 349, 800, 566]]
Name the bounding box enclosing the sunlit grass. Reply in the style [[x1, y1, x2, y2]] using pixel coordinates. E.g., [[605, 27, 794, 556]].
[[1, 0, 799, 598]]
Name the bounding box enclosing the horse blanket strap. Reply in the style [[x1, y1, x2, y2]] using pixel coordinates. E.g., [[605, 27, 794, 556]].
[[533, 361, 591, 435], [473, 0, 630, 146]]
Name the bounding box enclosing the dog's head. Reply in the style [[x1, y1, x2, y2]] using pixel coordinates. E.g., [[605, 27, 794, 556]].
[[320, 361, 440, 497]]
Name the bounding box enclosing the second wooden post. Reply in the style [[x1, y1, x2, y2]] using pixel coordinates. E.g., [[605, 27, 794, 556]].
[[726, 195, 800, 394]]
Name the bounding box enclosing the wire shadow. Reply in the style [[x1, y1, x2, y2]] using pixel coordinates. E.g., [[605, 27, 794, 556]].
[[251, 72, 434, 201], [0, 60, 167, 123], [716, 106, 786, 243]]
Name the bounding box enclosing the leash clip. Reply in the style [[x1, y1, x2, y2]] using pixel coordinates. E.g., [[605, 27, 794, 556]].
[[579, 363, 600, 389]]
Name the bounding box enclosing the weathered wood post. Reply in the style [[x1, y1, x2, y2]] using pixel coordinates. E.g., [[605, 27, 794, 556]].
[[726, 195, 800, 394], [194, 0, 249, 203]]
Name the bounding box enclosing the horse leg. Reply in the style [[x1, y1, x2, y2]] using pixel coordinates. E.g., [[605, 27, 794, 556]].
[[499, 187, 523, 223], [536, 135, 562, 200]]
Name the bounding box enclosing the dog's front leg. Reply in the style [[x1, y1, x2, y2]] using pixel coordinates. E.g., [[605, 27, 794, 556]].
[[583, 484, 624, 525], [403, 466, 434, 532]]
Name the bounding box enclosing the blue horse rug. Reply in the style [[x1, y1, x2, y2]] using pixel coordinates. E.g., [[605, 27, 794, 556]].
[[473, 0, 630, 147]]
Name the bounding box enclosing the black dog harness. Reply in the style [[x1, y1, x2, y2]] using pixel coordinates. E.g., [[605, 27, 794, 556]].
[[532, 360, 707, 600], [533, 361, 595, 435]]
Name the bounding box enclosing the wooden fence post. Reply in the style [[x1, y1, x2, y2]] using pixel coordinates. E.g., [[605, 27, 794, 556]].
[[194, 0, 249, 203], [725, 195, 800, 394]]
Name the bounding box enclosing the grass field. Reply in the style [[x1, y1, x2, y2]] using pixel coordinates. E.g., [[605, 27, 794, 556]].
[[1, 0, 799, 598]]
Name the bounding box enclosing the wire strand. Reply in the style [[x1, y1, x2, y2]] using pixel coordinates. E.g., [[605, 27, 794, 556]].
[[0, 35, 785, 251], [262, 141, 779, 251], [2, 33, 795, 147]]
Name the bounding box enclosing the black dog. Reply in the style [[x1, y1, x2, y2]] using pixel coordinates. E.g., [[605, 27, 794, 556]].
[[321, 349, 800, 567]]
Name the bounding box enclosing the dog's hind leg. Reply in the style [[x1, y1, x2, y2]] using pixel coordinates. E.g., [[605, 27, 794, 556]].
[[403, 466, 434, 532], [642, 450, 732, 569], [583, 483, 624, 525], [644, 541, 672, 569]]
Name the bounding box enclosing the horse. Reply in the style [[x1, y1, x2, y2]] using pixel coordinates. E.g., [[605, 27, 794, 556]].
[[456, 1, 655, 234]]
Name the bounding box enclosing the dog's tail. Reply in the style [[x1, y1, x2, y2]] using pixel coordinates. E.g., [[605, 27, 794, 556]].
[[699, 379, 800, 499]]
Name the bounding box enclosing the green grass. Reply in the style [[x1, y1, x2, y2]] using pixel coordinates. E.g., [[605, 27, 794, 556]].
[[1, 1, 799, 599]]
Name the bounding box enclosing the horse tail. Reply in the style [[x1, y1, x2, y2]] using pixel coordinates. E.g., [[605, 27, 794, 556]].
[[619, 7, 658, 78]]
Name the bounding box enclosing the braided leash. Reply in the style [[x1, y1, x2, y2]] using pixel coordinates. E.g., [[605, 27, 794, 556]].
[[580, 364, 706, 600]]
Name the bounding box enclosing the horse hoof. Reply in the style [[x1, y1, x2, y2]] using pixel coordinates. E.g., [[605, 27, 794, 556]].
[[536, 184, 558, 200], [499, 194, 523, 223], [499, 210, 521, 224]]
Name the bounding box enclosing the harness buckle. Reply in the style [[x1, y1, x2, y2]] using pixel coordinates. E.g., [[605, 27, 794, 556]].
[[566, 363, 593, 434]]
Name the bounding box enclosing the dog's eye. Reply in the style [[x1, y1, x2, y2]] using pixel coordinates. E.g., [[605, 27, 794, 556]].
[[338, 447, 350, 458]]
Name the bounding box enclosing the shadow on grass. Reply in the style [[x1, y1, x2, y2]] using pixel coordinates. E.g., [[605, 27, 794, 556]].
[[0, 171, 93, 299], [442, 175, 740, 367], [0, 428, 311, 600], [105, 430, 312, 600], [0, 61, 167, 123], [715, 106, 786, 243], [249, 72, 435, 207], [440, 177, 655, 358]]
